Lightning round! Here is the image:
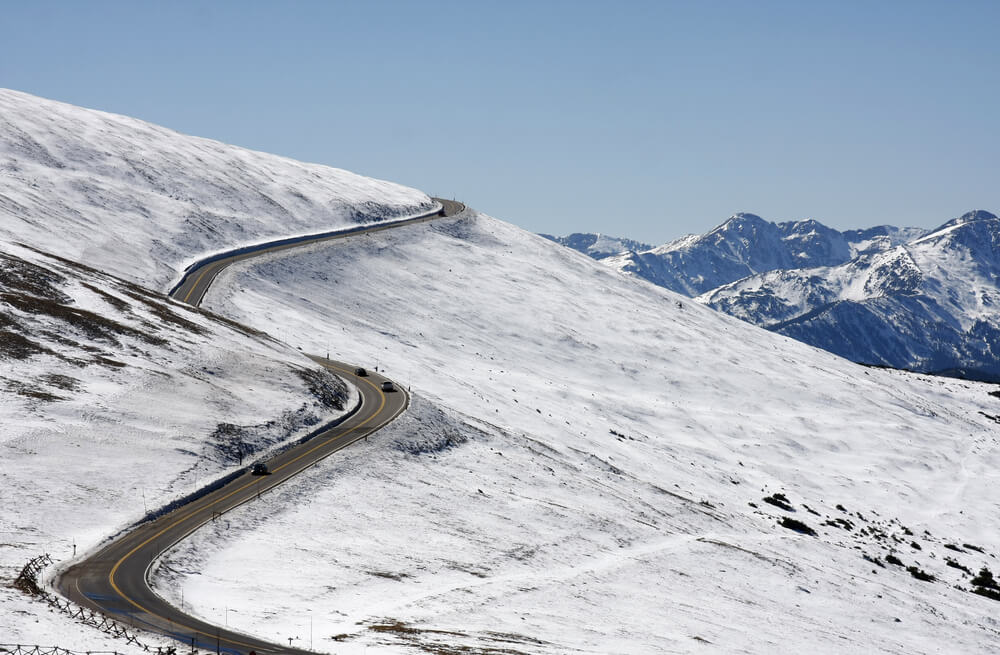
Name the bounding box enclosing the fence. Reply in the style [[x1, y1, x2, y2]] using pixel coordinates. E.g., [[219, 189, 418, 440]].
[[0, 646, 169, 655], [12, 554, 52, 597], [11, 555, 178, 655]]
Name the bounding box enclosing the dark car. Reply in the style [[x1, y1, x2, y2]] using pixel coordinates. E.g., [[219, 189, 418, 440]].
[[380, 381, 395, 392], [251, 462, 269, 476], [355, 367, 368, 377]]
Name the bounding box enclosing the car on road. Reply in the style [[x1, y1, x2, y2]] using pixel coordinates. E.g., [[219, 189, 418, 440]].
[[380, 381, 395, 392], [354, 367, 368, 377], [251, 462, 269, 476]]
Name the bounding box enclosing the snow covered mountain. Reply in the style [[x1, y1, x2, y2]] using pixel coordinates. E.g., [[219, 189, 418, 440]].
[[699, 210, 1000, 380], [593, 213, 925, 296], [552, 211, 998, 380], [2, 90, 999, 654], [538, 232, 652, 260]]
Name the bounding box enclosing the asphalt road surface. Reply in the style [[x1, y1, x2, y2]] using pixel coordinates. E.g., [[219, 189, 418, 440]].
[[57, 360, 407, 654], [56, 198, 465, 653]]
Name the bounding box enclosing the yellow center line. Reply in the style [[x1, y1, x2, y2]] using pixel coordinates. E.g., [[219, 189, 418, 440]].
[[181, 264, 214, 304], [176, 208, 448, 305], [107, 369, 395, 647]]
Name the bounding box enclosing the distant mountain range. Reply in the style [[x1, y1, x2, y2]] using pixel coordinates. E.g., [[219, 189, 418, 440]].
[[543, 210, 1000, 381], [538, 232, 653, 260]]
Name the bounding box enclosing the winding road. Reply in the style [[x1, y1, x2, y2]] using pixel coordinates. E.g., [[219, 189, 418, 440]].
[[172, 199, 464, 305], [56, 198, 465, 653]]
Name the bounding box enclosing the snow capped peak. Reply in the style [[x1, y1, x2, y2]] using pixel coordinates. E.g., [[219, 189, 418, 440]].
[[715, 212, 768, 233], [783, 217, 820, 232], [922, 209, 992, 234], [592, 212, 925, 297], [957, 209, 998, 223], [780, 217, 834, 235], [729, 211, 764, 221], [539, 232, 653, 260], [913, 210, 1000, 249]]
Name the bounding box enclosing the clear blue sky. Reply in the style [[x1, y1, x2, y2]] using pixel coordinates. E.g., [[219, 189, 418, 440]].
[[2, 0, 998, 243]]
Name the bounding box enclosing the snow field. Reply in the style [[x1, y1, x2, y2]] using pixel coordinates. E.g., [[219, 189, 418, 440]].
[[175, 212, 1000, 653], [2, 87, 997, 653]]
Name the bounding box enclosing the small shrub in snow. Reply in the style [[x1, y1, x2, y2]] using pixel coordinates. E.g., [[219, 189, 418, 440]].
[[972, 587, 1000, 602], [863, 553, 886, 568], [946, 558, 972, 575], [824, 517, 855, 531], [763, 492, 795, 512], [779, 517, 816, 536], [907, 566, 935, 582], [971, 567, 998, 590]]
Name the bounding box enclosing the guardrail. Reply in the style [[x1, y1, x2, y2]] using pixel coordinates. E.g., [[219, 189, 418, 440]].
[[167, 200, 444, 296], [129, 383, 365, 530]]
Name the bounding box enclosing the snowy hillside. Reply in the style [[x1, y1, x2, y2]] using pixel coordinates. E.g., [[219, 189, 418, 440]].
[[597, 213, 923, 296], [173, 211, 1000, 654], [702, 210, 1000, 380], [0, 240, 357, 647], [0, 90, 445, 648], [0, 89, 435, 289]]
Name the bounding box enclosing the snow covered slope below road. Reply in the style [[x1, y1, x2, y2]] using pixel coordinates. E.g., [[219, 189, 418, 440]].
[[0, 89, 434, 290], [0, 241, 357, 648], [702, 211, 1000, 379], [185, 212, 1000, 654]]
